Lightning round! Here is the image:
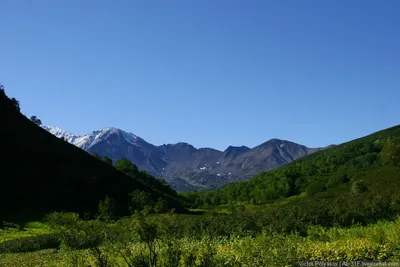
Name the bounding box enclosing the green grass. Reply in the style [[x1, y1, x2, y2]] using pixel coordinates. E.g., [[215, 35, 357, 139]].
[[0, 222, 50, 243]]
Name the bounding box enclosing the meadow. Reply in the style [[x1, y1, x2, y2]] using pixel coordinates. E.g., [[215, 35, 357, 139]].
[[1, 212, 400, 267]]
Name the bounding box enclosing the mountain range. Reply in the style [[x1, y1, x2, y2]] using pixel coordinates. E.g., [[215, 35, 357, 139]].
[[43, 126, 330, 191]]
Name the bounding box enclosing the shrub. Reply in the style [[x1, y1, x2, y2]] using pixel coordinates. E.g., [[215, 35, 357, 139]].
[[0, 234, 59, 253], [381, 137, 400, 167], [326, 173, 350, 188], [306, 181, 326, 196], [351, 180, 368, 195]]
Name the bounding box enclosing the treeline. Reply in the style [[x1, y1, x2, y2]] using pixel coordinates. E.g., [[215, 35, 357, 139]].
[[92, 154, 179, 200], [183, 125, 400, 207], [177, 176, 400, 238]]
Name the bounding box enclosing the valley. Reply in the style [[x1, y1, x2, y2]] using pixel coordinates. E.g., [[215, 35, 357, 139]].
[[1, 86, 400, 266], [1, 1, 398, 265]]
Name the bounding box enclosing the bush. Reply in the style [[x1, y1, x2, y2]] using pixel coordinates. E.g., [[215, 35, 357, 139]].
[[0, 234, 59, 253], [0, 221, 23, 230], [381, 137, 400, 167], [306, 181, 326, 196], [351, 180, 368, 195], [326, 173, 350, 188]]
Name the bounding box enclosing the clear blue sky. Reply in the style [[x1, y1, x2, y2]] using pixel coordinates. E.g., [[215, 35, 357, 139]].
[[1, 0, 399, 150]]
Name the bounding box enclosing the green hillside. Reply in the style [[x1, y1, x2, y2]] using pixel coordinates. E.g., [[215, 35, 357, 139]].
[[0, 87, 186, 222], [183, 125, 400, 207]]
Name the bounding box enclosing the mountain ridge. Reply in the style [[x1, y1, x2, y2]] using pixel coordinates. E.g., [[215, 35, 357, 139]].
[[43, 125, 330, 191]]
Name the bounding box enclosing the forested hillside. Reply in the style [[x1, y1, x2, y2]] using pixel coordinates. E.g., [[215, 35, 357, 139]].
[[0, 86, 185, 222], [184, 125, 400, 206]]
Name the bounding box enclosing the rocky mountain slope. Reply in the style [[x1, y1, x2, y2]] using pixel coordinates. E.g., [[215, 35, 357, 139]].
[[43, 126, 328, 191]]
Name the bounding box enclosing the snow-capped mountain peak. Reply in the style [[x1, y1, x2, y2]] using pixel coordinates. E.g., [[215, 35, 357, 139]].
[[42, 126, 77, 143], [43, 126, 141, 150]]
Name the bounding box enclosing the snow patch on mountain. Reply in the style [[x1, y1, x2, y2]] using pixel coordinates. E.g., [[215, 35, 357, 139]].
[[42, 126, 77, 143], [43, 126, 141, 150]]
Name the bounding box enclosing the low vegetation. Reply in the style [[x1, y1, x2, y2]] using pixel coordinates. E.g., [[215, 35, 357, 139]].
[[1, 211, 400, 266]]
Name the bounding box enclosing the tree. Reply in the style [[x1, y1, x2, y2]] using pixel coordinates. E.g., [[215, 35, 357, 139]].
[[157, 178, 168, 186], [306, 181, 326, 196], [381, 137, 400, 167], [30, 115, 42, 126], [98, 196, 116, 221], [154, 198, 168, 213], [115, 159, 138, 176], [326, 173, 350, 188], [11, 97, 20, 112], [130, 190, 154, 212], [0, 84, 5, 96], [351, 180, 368, 195], [93, 153, 101, 159], [47, 212, 111, 267], [102, 156, 113, 165]]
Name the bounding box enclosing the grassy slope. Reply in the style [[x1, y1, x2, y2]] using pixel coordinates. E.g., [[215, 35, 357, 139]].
[[0, 90, 185, 221], [185, 124, 400, 206]]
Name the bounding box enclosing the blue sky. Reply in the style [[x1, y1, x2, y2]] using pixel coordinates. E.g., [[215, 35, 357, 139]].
[[1, 0, 399, 150]]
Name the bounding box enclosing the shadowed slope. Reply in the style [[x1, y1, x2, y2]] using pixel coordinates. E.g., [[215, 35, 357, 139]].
[[0, 89, 185, 221]]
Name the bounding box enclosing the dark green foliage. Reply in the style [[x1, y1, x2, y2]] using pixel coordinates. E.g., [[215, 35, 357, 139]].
[[30, 115, 42, 126], [46, 212, 107, 250], [115, 159, 179, 200], [47, 212, 112, 266], [115, 158, 139, 176], [306, 181, 326, 196], [10, 97, 20, 112], [136, 214, 159, 267], [0, 89, 185, 221], [0, 234, 59, 253], [351, 180, 368, 195], [98, 196, 116, 221], [381, 137, 400, 166], [130, 190, 154, 212], [326, 173, 350, 188], [110, 213, 163, 267], [154, 198, 168, 213], [0, 221, 23, 230], [102, 156, 113, 165], [177, 185, 400, 238]]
